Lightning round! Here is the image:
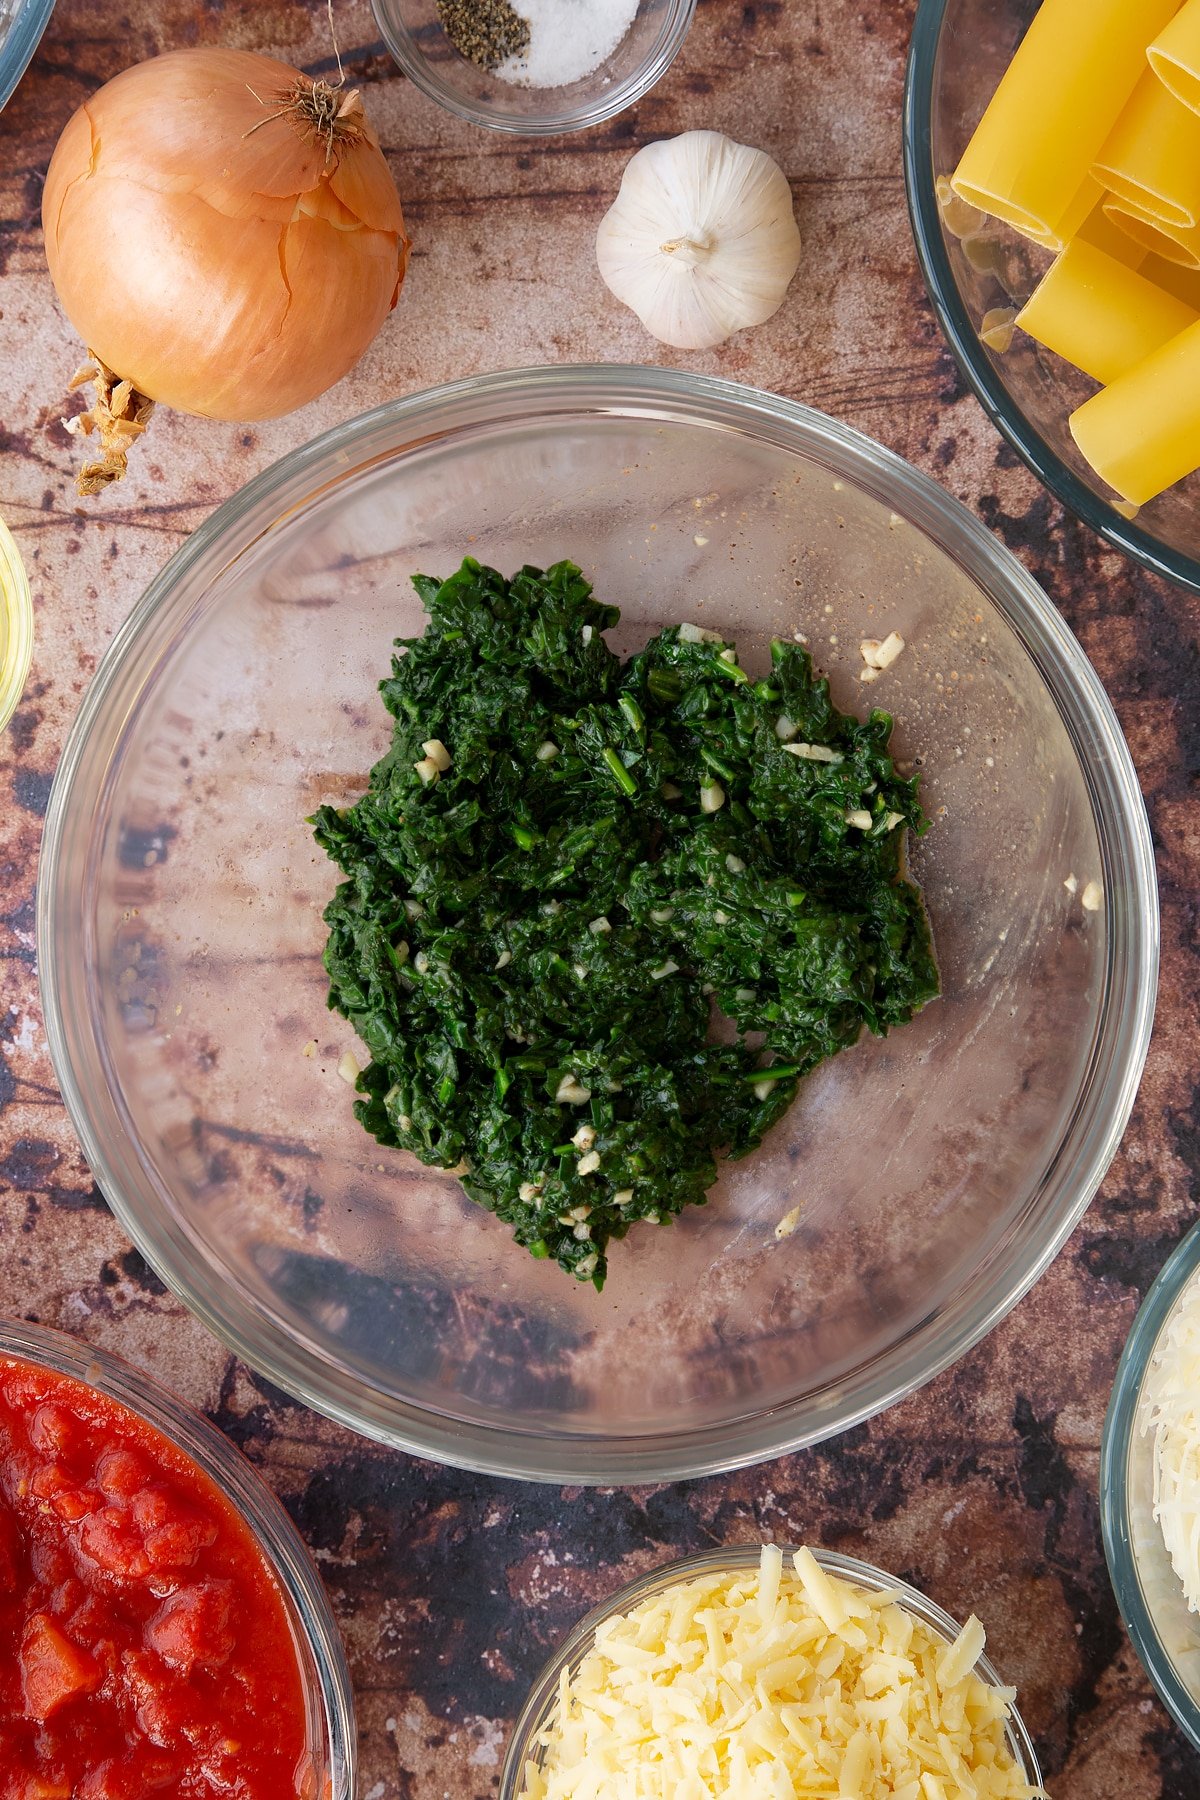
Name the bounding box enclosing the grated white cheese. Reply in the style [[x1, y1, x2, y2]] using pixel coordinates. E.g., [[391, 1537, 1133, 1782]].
[[1145, 1265, 1200, 1613], [520, 1547, 1042, 1800]]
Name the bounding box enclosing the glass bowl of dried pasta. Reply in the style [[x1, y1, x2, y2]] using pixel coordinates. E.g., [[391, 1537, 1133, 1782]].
[[906, 0, 1200, 594]]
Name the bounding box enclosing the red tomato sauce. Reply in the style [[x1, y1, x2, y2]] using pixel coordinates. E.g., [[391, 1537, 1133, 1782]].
[[0, 1356, 312, 1800]]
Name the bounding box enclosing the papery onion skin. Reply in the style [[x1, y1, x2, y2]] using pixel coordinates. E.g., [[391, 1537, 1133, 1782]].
[[43, 48, 410, 421]]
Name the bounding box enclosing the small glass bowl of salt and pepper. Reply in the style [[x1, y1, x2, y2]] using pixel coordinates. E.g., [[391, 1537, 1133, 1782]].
[[371, 0, 696, 134]]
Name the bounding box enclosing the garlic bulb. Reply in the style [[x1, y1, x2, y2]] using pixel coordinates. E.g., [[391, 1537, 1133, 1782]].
[[596, 131, 801, 350]]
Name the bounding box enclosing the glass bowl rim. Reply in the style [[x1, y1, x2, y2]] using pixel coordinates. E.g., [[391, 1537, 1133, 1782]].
[[1100, 1217, 1200, 1751], [497, 1542, 1044, 1797], [0, 0, 54, 115], [368, 0, 697, 135], [903, 0, 1200, 598], [38, 361, 1159, 1484], [0, 1315, 357, 1794], [0, 514, 33, 734]]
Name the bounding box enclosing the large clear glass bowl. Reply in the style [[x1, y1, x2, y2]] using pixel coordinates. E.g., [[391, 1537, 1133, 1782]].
[[1101, 1220, 1200, 1751], [905, 0, 1200, 595], [0, 1317, 356, 1795], [39, 365, 1157, 1483], [370, 0, 694, 135], [499, 1545, 1043, 1798]]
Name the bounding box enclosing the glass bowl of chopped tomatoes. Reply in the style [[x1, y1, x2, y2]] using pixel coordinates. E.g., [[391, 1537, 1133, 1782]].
[[906, 0, 1200, 593], [499, 1544, 1044, 1800], [39, 364, 1157, 1483], [0, 1317, 355, 1800], [1102, 1219, 1200, 1753]]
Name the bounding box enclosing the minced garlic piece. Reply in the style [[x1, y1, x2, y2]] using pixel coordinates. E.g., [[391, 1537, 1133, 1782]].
[[860, 631, 906, 672], [782, 742, 844, 764], [520, 1547, 1043, 1800]]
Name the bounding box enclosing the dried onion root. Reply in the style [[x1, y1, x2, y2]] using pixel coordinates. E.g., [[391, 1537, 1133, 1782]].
[[64, 357, 156, 497]]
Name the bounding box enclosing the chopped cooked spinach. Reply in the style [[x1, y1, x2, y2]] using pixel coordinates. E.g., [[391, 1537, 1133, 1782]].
[[311, 559, 938, 1288]]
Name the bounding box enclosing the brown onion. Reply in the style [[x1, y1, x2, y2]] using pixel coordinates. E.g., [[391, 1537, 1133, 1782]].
[[42, 47, 410, 440]]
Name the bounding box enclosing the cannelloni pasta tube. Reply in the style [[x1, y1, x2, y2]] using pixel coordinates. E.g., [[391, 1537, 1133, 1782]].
[[1017, 238, 1197, 383], [1070, 315, 1200, 502], [951, 0, 1178, 250], [1093, 69, 1200, 228], [1149, 0, 1200, 117], [1102, 195, 1200, 269]]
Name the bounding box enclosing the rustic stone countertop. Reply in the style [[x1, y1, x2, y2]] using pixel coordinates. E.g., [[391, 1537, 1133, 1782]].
[[0, 1, 1196, 1794]]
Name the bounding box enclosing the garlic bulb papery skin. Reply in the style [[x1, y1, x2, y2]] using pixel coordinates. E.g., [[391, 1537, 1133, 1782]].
[[596, 131, 801, 351]]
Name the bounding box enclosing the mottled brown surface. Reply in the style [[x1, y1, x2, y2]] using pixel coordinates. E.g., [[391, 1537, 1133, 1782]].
[[0, 0, 1195, 1794]]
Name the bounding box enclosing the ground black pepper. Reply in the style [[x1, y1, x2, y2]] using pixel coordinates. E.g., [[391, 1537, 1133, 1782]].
[[436, 0, 531, 70]]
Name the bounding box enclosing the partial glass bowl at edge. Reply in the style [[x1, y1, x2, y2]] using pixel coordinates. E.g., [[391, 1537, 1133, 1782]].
[[0, 1317, 356, 1795], [1102, 1219, 1200, 1751], [38, 364, 1158, 1483], [499, 1546, 1043, 1800], [370, 0, 695, 134], [0, 514, 33, 733], [0, 0, 54, 115], [905, 0, 1200, 595]]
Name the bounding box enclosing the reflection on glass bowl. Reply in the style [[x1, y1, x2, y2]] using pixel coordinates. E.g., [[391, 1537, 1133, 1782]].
[[905, 0, 1200, 594], [1102, 1220, 1200, 1751], [39, 365, 1157, 1483]]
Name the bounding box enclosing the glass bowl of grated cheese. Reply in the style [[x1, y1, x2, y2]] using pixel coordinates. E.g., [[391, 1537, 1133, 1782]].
[[370, 0, 696, 135], [1102, 1219, 1200, 1751], [501, 1544, 1045, 1800]]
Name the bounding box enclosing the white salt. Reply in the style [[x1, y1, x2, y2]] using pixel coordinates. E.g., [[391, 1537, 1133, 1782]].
[[496, 0, 641, 89]]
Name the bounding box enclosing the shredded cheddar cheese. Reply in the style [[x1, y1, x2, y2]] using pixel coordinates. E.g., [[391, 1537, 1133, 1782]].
[[520, 1547, 1045, 1800]]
